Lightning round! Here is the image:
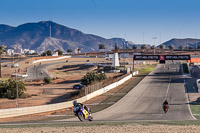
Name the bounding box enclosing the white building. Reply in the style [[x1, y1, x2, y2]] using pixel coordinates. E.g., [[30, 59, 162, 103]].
[[52, 51, 58, 56], [74, 48, 81, 54], [14, 48, 23, 54], [7, 49, 14, 56], [23, 49, 36, 54], [28, 50, 36, 54]]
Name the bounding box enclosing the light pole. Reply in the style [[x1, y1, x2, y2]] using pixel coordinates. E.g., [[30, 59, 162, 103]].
[[14, 58, 19, 108], [196, 32, 198, 50], [123, 42, 125, 68], [159, 32, 162, 45], [15, 68, 19, 108], [143, 32, 145, 44], [152, 37, 157, 54]]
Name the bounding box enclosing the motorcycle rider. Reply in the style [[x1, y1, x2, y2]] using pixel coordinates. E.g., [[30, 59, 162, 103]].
[[163, 100, 169, 111], [73, 100, 91, 116], [163, 100, 168, 105]]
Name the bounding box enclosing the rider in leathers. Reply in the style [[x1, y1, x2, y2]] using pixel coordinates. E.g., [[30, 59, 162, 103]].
[[73, 100, 90, 117], [163, 100, 169, 110]]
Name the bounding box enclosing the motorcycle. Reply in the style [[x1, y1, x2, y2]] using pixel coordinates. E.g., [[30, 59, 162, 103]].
[[74, 106, 93, 121], [163, 104, 169, 113]]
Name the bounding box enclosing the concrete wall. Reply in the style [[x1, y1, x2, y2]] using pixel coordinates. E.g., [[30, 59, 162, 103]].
[[0, 71, 138, 118]]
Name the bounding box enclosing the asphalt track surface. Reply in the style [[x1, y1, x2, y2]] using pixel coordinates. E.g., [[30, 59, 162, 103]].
[[58, 62, 195, 122], [26, 62, 64, 80], [26, 61, 90, 80]]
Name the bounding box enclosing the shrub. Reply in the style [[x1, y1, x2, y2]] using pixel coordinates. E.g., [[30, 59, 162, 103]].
[[41, 52, 46, 56], [98, 73, 106, 81], [0, 79, 26, 99], [81, 72, 106, 86], [55, 50, 63, 56], [41, 50, 52, 56], [46, 50, 52, 56], [43, 77, 51, 84]]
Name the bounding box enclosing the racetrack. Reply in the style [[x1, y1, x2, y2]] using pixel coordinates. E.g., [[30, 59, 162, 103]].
[[26, 61, 65, 80], [59, 62, 195, 122]]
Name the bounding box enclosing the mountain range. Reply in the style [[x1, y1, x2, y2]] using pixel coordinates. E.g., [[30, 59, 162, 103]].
[[0, 21, 134, 53], [1, 21, 199, 53], [162, 38, 200, 49]]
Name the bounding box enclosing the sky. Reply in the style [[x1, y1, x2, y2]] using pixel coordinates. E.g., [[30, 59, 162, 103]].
[[0, 0, 200, 45]]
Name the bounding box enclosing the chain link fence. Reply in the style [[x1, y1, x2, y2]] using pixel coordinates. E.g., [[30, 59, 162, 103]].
[[84, 82, 103, 95]]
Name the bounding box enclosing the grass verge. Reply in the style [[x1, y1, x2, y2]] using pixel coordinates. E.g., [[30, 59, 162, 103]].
[[135, 64, 157, 75], [190, 102, 200, 120]]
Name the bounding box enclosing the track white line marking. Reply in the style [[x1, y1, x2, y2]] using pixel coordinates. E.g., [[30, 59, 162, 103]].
[[165, 75, 171, 100], [181, 64, 197, 120]]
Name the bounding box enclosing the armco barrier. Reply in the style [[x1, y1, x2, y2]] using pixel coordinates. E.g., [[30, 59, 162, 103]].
[[32, 56, 71, 64], [0, 71, 138, 118]]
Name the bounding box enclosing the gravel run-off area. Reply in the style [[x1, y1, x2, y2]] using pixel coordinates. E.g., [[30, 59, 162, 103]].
[[1, 124, 200, 133]]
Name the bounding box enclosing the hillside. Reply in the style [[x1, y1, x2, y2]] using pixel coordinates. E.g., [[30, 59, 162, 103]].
[[0, 21, 133, 53], [162, 38, 200, 49]]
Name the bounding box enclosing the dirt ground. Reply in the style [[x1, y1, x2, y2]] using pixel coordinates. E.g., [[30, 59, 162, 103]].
[[0, 58, 148, 122], [0, 124, 200, 133], [188, 93, 200, 104], [0, 56, 199, 127], [0, 56, 126, 109]]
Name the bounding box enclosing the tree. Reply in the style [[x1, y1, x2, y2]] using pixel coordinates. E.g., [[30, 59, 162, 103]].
[[168, 45, 175, 51], [189, 46, 193, 50], [99, 44, 105, 50], [179, 45, 184, 51], [43, 77, 51, 84], [132, 45, 137, 50], [55, 50, 63, 56], [0, 79, 26, 99], [150, 45, 156, 49], [77, 48, 81, 53], [41, 50, 52, 56], [67, 49, 73, 54], [81, 72, 106, 86], [150, 45, 156, 54], [46, 50, 52, 56], [159, 44, 165, 51], [114, 43, 119, 52], [141, 44, 148, 50], [126, 45, 130, 50], [197, 45, 200, 50], [0, 45, 7, 78], [41, 52, 46, 56]]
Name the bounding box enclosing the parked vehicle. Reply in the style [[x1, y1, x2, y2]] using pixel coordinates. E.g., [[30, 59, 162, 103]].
[[73, 84, 85, 89]]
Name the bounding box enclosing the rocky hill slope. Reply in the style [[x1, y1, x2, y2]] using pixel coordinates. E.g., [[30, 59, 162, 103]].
[[0, 21, 133, 53]]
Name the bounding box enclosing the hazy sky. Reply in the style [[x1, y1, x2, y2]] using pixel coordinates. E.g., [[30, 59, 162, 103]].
[[0, 0, 200, 45]]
